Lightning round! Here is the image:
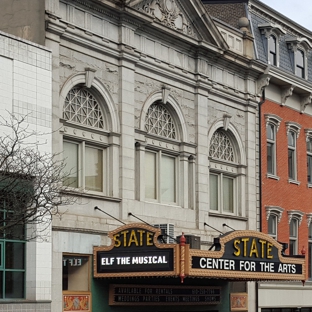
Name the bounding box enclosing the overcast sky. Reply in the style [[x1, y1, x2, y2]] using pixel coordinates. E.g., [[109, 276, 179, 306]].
[[259, 0, 312, 31]]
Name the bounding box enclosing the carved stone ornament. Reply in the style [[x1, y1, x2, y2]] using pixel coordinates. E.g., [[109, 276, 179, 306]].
[[300, 93, 312, 113], [257, 74, 271, 96], [135, 0, 198, 39], [281, 85, 294, 106]]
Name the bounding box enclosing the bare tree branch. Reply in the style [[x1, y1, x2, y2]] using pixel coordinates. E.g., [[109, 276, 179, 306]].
[[0, 113, 75, 241]]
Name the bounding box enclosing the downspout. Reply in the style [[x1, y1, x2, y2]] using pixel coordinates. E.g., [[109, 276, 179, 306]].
[[256, 88, 266, 312]]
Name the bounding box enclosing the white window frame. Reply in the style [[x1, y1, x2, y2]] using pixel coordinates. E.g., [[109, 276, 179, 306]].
[[306, 130, 312, 187], [268, 35, 277, 66], [286, 122, 301, 183], [258, 23, 285, 67], [63, 139, 107, 195], [209, 171, 236, 215], [144, 149, 178, 204], [265, 114, 282, 179], [208, 128, 243, 217], [287, 210, 304, 256], [286, 38, 311, 80], [295, 49, 305, 78], [309, 221, 312, 280], [265, 205, 284, 240]]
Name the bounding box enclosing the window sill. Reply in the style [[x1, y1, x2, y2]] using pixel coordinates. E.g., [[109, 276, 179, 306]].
[[61, 189, 121, 202], [288, 179, 300, 185], [308, 183, 312, 188], [208, 211, 248, 221], [266, 173, 280, 180]]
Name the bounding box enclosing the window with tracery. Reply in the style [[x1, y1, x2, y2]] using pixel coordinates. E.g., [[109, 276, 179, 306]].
[[209, 130, 234, 162], [209, 129, 239, 215], [62, 86, 108, 194], [63, 87, 104, 129], [145, 103, 176, 139]]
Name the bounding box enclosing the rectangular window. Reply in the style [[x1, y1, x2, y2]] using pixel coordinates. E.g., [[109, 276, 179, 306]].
[[309, 224, 312, 280], [145, 151, 176, 203], [63, 254, 90, 291], [295, 49, 305, 78], [63, 140, 105, 193], [287, 131, 296, 180], [223, 176, 234, 213], [145, 151, 157, 200], [289, 219, 298, 256], [268, 215, 277, 239], [266, 123, 276, 175], [307, 138, 312, 184], [161, 155, 175, 202], [0, 200, 26, 299], [209, 174, 218, 211], [209, 173, 234, 214], [268, 35, 277, 66]]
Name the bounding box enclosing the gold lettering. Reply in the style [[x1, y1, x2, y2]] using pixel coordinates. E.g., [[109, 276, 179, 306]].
[[121, 230, 129, 247], [241, 238, 249, 257], [249, 238, 259, 257], [267, 242, 273, 259], [258, 239, 266, 258], [146, 232, 153, 246], [233, 239, 241, 256], [114, 233, 121, 247], [128, 230, 139, 247], [137, 230, 145, 246]]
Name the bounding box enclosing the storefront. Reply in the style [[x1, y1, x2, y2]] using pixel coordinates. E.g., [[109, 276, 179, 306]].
[[62, 224, 305, 312]]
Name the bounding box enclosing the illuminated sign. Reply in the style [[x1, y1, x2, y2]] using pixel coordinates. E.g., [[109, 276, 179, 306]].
[[187, 230, 305, 280], [93, 223, 179, 278], [109, 285, 221, 306]]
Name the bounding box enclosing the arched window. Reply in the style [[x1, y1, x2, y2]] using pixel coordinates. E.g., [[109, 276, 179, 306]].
[[209, 129, 241, 215], [61, 82, 118, 196], [295, 49, 305, 78], [63, 87, 105, 129], [136, 95, 194, 208], [144, 103, 178, 203], [268, 35, 277, 66], [144, 102, 176, 139]]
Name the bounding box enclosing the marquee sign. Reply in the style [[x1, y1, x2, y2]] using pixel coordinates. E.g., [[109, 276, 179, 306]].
[[93, 223, 179, 278], [109, 285, 221, 306], [186, 230, 305, 281]]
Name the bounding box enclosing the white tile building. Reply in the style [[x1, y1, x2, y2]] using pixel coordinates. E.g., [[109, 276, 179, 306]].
[[0, 31, 52, 311]]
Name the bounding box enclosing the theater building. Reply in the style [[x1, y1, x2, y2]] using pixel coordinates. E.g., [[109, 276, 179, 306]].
[[1, 0, 308, 311]]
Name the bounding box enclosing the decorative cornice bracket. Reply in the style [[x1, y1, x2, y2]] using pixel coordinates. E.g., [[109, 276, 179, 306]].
[[300, 93, 312, 113], [281, 84, 295, 106]]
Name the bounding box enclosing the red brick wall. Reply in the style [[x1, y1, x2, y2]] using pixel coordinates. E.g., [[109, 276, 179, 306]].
[[261, 100, 312, 267]]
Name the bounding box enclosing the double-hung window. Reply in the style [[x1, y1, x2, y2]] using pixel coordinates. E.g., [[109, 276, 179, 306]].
[[288, 131, 296, 180], [287, 210, 303, 256], [268, 214, 277, 240], [295, 49, 305, 78], [307, 136, 312, 185], [268, 35, 277, 65], [289, 218, 298, 256], [209, 129, 239, 215], [266, 123, 276, 175], [265, 114, 281, 178], [265, 206, 284, 240], [63, 141, 105, 192], [309, 222, 312, 279], [145, 150, 176, 203], [62, 86, 109, 195], [286, 122, 301, 182]]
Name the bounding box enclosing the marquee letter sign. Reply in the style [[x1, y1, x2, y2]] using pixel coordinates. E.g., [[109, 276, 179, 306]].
[[93, 223, 179, 278], [186, 230, 305, 281]]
